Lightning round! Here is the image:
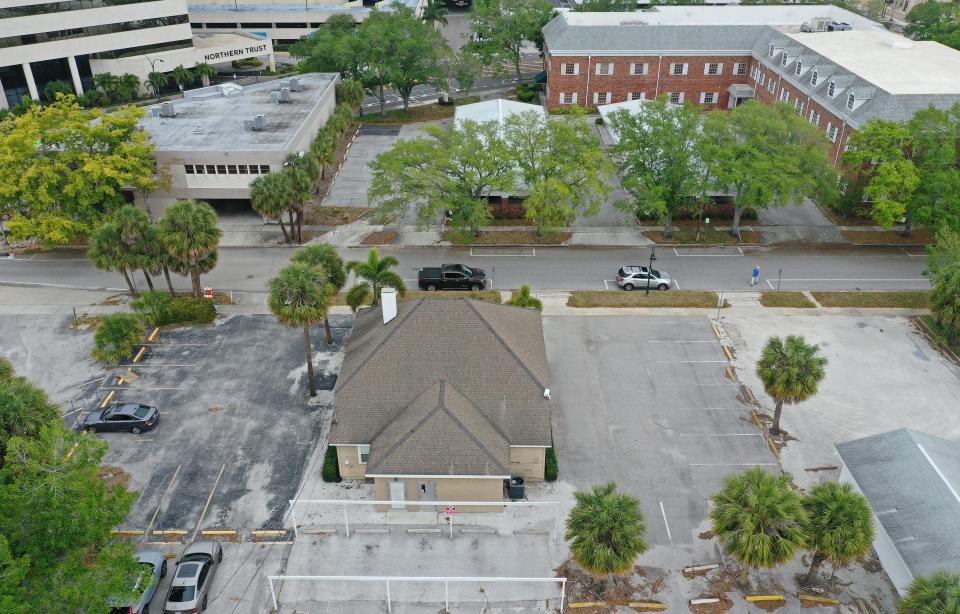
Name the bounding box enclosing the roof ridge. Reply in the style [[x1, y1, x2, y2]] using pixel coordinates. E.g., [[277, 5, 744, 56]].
[[365, 382, 444, 473], [444, 380, 512, 445], [438, 381, 510, 474], [335, 298, 424, 392], [465, 300, 546, 389]]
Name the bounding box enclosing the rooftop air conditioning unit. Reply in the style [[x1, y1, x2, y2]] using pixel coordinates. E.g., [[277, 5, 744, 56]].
[[159, 101, 176, 117], [254, 114, 266, 130], [149, 105, 163, 117], [288, 77, 302, 91], [802, 17, 832, 32], [828, 22, 852, 31], [271, 88, 293, 104]]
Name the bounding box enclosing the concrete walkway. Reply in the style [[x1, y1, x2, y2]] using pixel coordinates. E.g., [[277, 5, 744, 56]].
[[757, 198, 847, 244]]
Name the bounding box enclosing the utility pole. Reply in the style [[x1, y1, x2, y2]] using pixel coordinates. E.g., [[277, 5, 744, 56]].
[[644, 246, 657, 296]]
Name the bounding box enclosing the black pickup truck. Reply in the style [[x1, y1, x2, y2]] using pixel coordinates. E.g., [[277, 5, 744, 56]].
[[418, 264, 488, 291]]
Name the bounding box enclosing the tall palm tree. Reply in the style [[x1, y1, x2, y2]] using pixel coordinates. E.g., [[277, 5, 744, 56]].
[[268, 263, 334, 397], [565, 481, 648, 577], [292, 245, 347, 344], [158, 200, 222, 298], [284, 155, 319, 242], [310, 129, 337, 181], [113, 205, 155, 291], [422, 0, 449, 28], [146, 71, 169, 103], [93, 72, 119, 103], [346, 248, 406, 308], [171, 65, 194, 90], [900, 570, 960, 614], [139, 225, 177, 296], [756, 335, 828, 435], [250, 172, 296, 244], [88, 222, 137, 296], [116, 73, 141, 103], [710, 467, 807, 587], [193, 62, 217, 87], [802, 481, 874, 585], [507, 285, 543, 311], [335, 78, 365, 116]]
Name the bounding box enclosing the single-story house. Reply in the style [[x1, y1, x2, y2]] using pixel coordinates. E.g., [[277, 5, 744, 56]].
[[836, 428, 960, 595], [329, 293, 553, 510]]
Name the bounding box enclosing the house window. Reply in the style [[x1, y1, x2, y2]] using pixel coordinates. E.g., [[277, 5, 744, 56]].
[[357, 445, 370, 464], [561, 63, 579, 76], [809, 109, 821, 125], [630, 63, 648, 75], [560, 92, 577, 104], [826, 122, 838, 142], [779, 88, 789, 102], [794, 99, 804, 114], [595, 62, 613, 76], [184, 164, 195, 174], [628, 92, 645, 101], [259, 165, 271, 174], [705, 63, 722, 76], [750, 66, 758, 78], [794, 60, 802, 76], [827, 80, 836, 97], [593, 92, 610, 104], [767, 79, 776, 93], [668, 92, 684, 104], [735, 63, 747, 76], [780, 53, 788, 66], [758, 74, 765, 86], [700, 92, 718, 104], [670, 63, 688, 76], [768, 43, 776, 57], [193, 164, 205, 175], [846, 92, 855, 110], [810, 69, 819, 86]]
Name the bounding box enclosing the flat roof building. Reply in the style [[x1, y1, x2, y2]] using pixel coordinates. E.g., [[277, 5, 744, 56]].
[[136, 71, 338, 215]]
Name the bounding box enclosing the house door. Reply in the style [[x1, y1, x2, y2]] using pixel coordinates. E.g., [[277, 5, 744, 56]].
[[389, 481, 406, 509], [416, 480, 436, 502]]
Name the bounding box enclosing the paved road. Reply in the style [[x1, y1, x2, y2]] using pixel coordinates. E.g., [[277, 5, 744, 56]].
[[0, 244, 930, 295]]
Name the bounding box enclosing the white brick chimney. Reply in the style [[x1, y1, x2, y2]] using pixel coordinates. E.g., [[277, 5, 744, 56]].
[[381, 287, 397, 324]]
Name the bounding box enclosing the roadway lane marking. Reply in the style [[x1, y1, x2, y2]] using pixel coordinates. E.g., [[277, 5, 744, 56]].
[[0, 280, 127, 292], [192, 464, 226, 542], [659, 501, 672, 543], [99, 386, 182, 390], [147, 464, 182, 534]]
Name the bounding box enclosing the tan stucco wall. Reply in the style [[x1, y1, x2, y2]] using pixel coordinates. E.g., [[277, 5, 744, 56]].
[[335, 445, 367, 479], [510, 447, 546, 482], [373, 477, 504, 512]]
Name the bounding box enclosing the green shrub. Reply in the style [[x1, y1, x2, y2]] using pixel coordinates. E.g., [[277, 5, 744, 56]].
[[0, 356, 14, 381], [549, 104, 597, 115], [545, 447, 558, 481], [231, 58, 262, 69], [595, 117, 604, 126], [131, 292, 216, 326], [322, 446, 342, 482], [516, 84, 537, 103], [92, 313, 144, 363]]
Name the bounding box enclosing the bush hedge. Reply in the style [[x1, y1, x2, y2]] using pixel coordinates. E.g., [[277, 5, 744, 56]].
[[545, 447, 558, 481], [132, 291, 216, 326], [322, 446, 342, 483]]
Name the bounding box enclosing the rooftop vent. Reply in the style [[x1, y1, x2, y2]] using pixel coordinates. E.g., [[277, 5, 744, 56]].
[[801, 17, 832, 32], [271, 87, 292, 104], [159, 101, 177, 118], [287, 77, 303, 91], [192, 122, 205, 135], [243, 114, 267, 131], [827, 22, 852, 31]]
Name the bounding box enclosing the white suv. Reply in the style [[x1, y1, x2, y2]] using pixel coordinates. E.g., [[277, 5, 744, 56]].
[[616, 266, 673, 291]]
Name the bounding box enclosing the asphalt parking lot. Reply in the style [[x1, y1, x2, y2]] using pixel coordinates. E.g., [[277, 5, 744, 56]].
[[543, 314, 777, 548], [70, 314, 351, 539]]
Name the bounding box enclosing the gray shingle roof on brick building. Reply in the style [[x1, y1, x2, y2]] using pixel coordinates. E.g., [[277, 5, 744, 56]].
[[542, 20, 772, 53], [330, 298, 552, 476], [836, 428, 960, 580]]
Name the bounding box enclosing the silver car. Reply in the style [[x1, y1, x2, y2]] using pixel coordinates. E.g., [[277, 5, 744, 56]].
[[109, 549, 167, 614], [164, 541, 222, 613], [616, 265, 673, 291]]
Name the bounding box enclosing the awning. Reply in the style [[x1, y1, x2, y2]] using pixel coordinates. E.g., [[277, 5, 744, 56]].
[[727, 83, 755, 99], [533, 70, 547, 84]]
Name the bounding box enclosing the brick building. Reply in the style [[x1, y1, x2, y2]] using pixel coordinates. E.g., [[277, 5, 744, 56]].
[[543, 6, 960, 163]]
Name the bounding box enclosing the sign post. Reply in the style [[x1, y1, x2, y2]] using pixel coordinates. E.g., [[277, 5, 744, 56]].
[[716, 292, 725, 322], [446, 505, 456, 539]]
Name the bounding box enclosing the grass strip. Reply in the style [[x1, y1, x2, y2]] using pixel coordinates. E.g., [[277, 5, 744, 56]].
[[644, 229, 759, 245], [443, 230, 571, 245], [840, 229, 934, 245], [759, 291, 816, 308], [359, 96, 481, 124], [332, 289, 501, 307], [811, 291, 929, 308], [568, 290, 723, 308]]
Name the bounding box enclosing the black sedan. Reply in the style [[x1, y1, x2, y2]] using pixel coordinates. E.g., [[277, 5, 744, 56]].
[[82, 403, 159, 434]]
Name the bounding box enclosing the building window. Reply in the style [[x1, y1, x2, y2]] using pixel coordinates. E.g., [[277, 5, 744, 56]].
[[184, 164, 195, 175], [758, 74, 765, 86], [780, 54, 788, 66], [827, 80, 836, 97], [227, 165, 238, 174], [247, 165, 259, 175], [216, 164, 227, 174], [768, 43, 776, 57], [779, 88, 789, 102], [795, 61, 802, 76], [809, 109, 821, 125], [767, 79, 776, 93], [811, 70, 819, 86], [595, 62, 613, 76], [846, 92, 855, 110], [735, 63, 747, 76], [826, 122, 838, 142], [357, 445, 370, 464], [794, 99, 804, 114], [593, 92, 610, 104], [560, 92, 577, 104], [205, 165, 216, 174], [705, 63, 722, 76], [259, 165, 270, 174], [700, 92, 718, 104], [670, 63, 688, 76], [561, 63, 579, 76], [628, 92, 645, 101], [237, 164, 248, 174], [750, 66, 758, 78], [668, 92, 684, 104], [630, 63, 648, 75]]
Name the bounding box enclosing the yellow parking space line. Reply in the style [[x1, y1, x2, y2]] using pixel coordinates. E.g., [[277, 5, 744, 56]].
[[133, 346, 147, 363], [148, 328, 160, 342], [124, 368, 140, 381], [628, 602, 666, 610], [112, 529, 145, 537], [711, 323, 721, 339], [746, 595, 785, 602], [569, 602, 607, 608], [799, 594, 840, 605], [152, 529, 188, 536], [100, 390, 115, 408], [722, 345, 734, 361], [201, 529, 239, 542]]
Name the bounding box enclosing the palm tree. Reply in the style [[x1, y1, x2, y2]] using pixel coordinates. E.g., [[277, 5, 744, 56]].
[[756, 335, 828, 435], [346, 248, 406, 308], [802, 481, 874, 585], [172, 65, 194, 90], [193, 62, 217, 87], [336, 78, 366, 116], [146, 71, 169, 103], [284, 154, 319, 241], [565, 481, 648, 577], [250, 172, 296, 244], [140, 225, 177, 296], [116, 73, 141, 103], [268, 263, 334, 397], [92, 313, 144, 364], [422, 0, 449, 28], [292, 245, 347, 344], [93, 72, 119, 103], [710, 467, 807, 587], [158, 200, 222, 298], [88, 221, 137, 296], [507, 285, 543, 311], [113, 205, 155, 291], [900, 570, 960, 614], [310, 130, 337, 181]]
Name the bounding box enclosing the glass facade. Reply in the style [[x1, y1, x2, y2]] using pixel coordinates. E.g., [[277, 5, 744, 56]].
[[0, 14, 190, 49], [0, 1, 162, 18]]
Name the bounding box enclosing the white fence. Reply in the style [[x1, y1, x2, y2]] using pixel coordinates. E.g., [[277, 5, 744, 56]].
[[267, 574, 567, 612], [288, 499, 561, 541]]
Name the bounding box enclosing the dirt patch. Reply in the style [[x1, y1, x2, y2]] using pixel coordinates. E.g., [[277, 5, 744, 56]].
[[299, 230, 327, 243], [304, 206, 368, 226], [69, 314, 102, 330], [698, 530, 715, 540], [360, 230, 398, 245], [97, 294, 129, 306], [489, 218, 530, 226], [749, 597, 787, 611], [208, 406, 226, 414], [860, 555, 883, 574], [568, 290, 723, 308], [443, 230, 571, 245], [841, 229, 934, 245], [98, 465, 131, 490], [688, 594, 733, 614], [644, 229, 759, 245]]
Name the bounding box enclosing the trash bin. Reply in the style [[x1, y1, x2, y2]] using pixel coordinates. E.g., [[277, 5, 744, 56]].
[[509, 476, 525, 500]]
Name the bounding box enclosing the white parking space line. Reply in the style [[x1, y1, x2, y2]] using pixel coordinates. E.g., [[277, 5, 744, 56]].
[[900, 248, 926, 257], [469, 248, 536, 256], [690, 462, 779, 467], [192, 464, 226, 541], [673, 279, 681, 289], [100, 386, 182, 390], [677, 433, 763, 437], [659, 501, 672, 543], [654, 360, 727, 363], [147, 464, 182, 533], [603, 279, 616, 289], [71, 376, 106, 388], [647, 340, 718, 343], [672, 247, 744, 257], [767, 277, 929, 285], [116, 364, 197, 368]]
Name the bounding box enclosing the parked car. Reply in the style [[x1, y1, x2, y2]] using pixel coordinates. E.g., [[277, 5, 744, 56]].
[[616, 265, 672, 291], [109, 550, 167, 614], [164, 541, 223, 613], [82, 403, 159, 434], [418, 263, 487, 291]]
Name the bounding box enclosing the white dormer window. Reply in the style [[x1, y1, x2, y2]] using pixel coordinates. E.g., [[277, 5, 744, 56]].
[[827, 80, 836, 97], [811, 70, 819, 86], [780, 54, 788, 66], [795, 61, 802, 76], [846, 92, 855, 110], [768, 43, 776, 57]]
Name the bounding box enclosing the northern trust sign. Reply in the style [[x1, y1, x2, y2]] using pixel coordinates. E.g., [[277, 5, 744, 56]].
[[203, 43, 270, 63]]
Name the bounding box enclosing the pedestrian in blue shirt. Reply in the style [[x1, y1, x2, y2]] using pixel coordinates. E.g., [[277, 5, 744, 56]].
[[751, 265, 761, 286]]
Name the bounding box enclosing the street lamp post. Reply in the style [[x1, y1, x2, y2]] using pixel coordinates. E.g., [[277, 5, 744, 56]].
[[143, 55, 165, 104], [644, 246, 657, 296]]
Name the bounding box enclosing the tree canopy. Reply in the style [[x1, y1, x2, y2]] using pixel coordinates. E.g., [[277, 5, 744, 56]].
[[802, 481, 874, 585], [900, 570, 960, 614], [905, 1, 960, 50], [572, 0, 637, 11], [468, 0, 556, 78], [0, 96, 161, 246], [756, 335, 828, 435], [565, 481, 648, 576]]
